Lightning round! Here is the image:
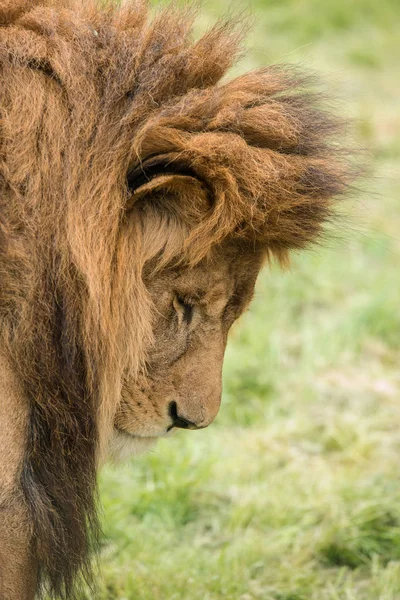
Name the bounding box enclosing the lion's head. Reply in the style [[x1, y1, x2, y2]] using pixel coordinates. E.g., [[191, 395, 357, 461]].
[[111, 240, 265, 459], [0, 0, 357, 597]]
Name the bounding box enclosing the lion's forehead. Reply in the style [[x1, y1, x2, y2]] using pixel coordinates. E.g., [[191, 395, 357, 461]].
[[146, 250, 259, 314]]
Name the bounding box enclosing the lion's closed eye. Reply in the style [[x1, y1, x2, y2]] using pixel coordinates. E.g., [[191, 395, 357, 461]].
[[173, 295, 194, 326]]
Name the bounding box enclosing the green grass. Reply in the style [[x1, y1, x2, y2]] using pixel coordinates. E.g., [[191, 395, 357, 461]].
[[92, 0, 400, 598]]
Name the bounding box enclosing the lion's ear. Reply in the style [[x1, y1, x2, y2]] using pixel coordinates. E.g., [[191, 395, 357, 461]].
[[126, 154, 207, 207]]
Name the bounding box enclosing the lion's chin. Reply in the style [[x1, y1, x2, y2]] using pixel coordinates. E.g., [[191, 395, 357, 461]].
[[107, 429, 158, 462]]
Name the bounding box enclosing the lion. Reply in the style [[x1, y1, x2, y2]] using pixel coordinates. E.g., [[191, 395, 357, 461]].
[[0, 1, 357, 598]]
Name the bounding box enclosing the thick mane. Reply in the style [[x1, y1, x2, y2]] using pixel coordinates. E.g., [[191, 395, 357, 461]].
[[0, 1, 357, 598]]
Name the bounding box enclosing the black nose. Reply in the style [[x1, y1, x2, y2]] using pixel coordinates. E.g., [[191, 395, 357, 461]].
[[168, 401, 199, 431]]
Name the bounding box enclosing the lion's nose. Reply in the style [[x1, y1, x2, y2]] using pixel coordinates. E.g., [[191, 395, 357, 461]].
[[167, 401, 207, 431]]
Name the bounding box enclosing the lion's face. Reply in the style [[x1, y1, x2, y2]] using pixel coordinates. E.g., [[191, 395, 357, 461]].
[[110, 245, 263, 458]]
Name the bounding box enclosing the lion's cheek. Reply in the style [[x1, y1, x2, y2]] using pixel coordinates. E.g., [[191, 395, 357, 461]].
[[106, 430, 158, 463]]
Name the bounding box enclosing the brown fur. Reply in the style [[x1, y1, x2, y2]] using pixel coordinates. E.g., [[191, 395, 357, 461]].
[[0, 352, 37, 600], [0, 1, 357, 598]]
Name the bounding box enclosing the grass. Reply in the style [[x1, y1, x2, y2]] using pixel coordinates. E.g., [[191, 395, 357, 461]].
[[91, 0, 400, 598]]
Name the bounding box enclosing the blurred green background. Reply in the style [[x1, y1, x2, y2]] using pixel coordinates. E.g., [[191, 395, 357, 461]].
[[95, 1, 400, 598]]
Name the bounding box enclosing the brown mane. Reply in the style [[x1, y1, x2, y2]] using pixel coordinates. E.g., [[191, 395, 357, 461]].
[[0, 1, 357, 597]]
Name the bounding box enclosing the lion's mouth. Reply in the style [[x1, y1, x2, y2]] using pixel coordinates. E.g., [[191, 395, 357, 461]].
[[113, 425, 167, 439]]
